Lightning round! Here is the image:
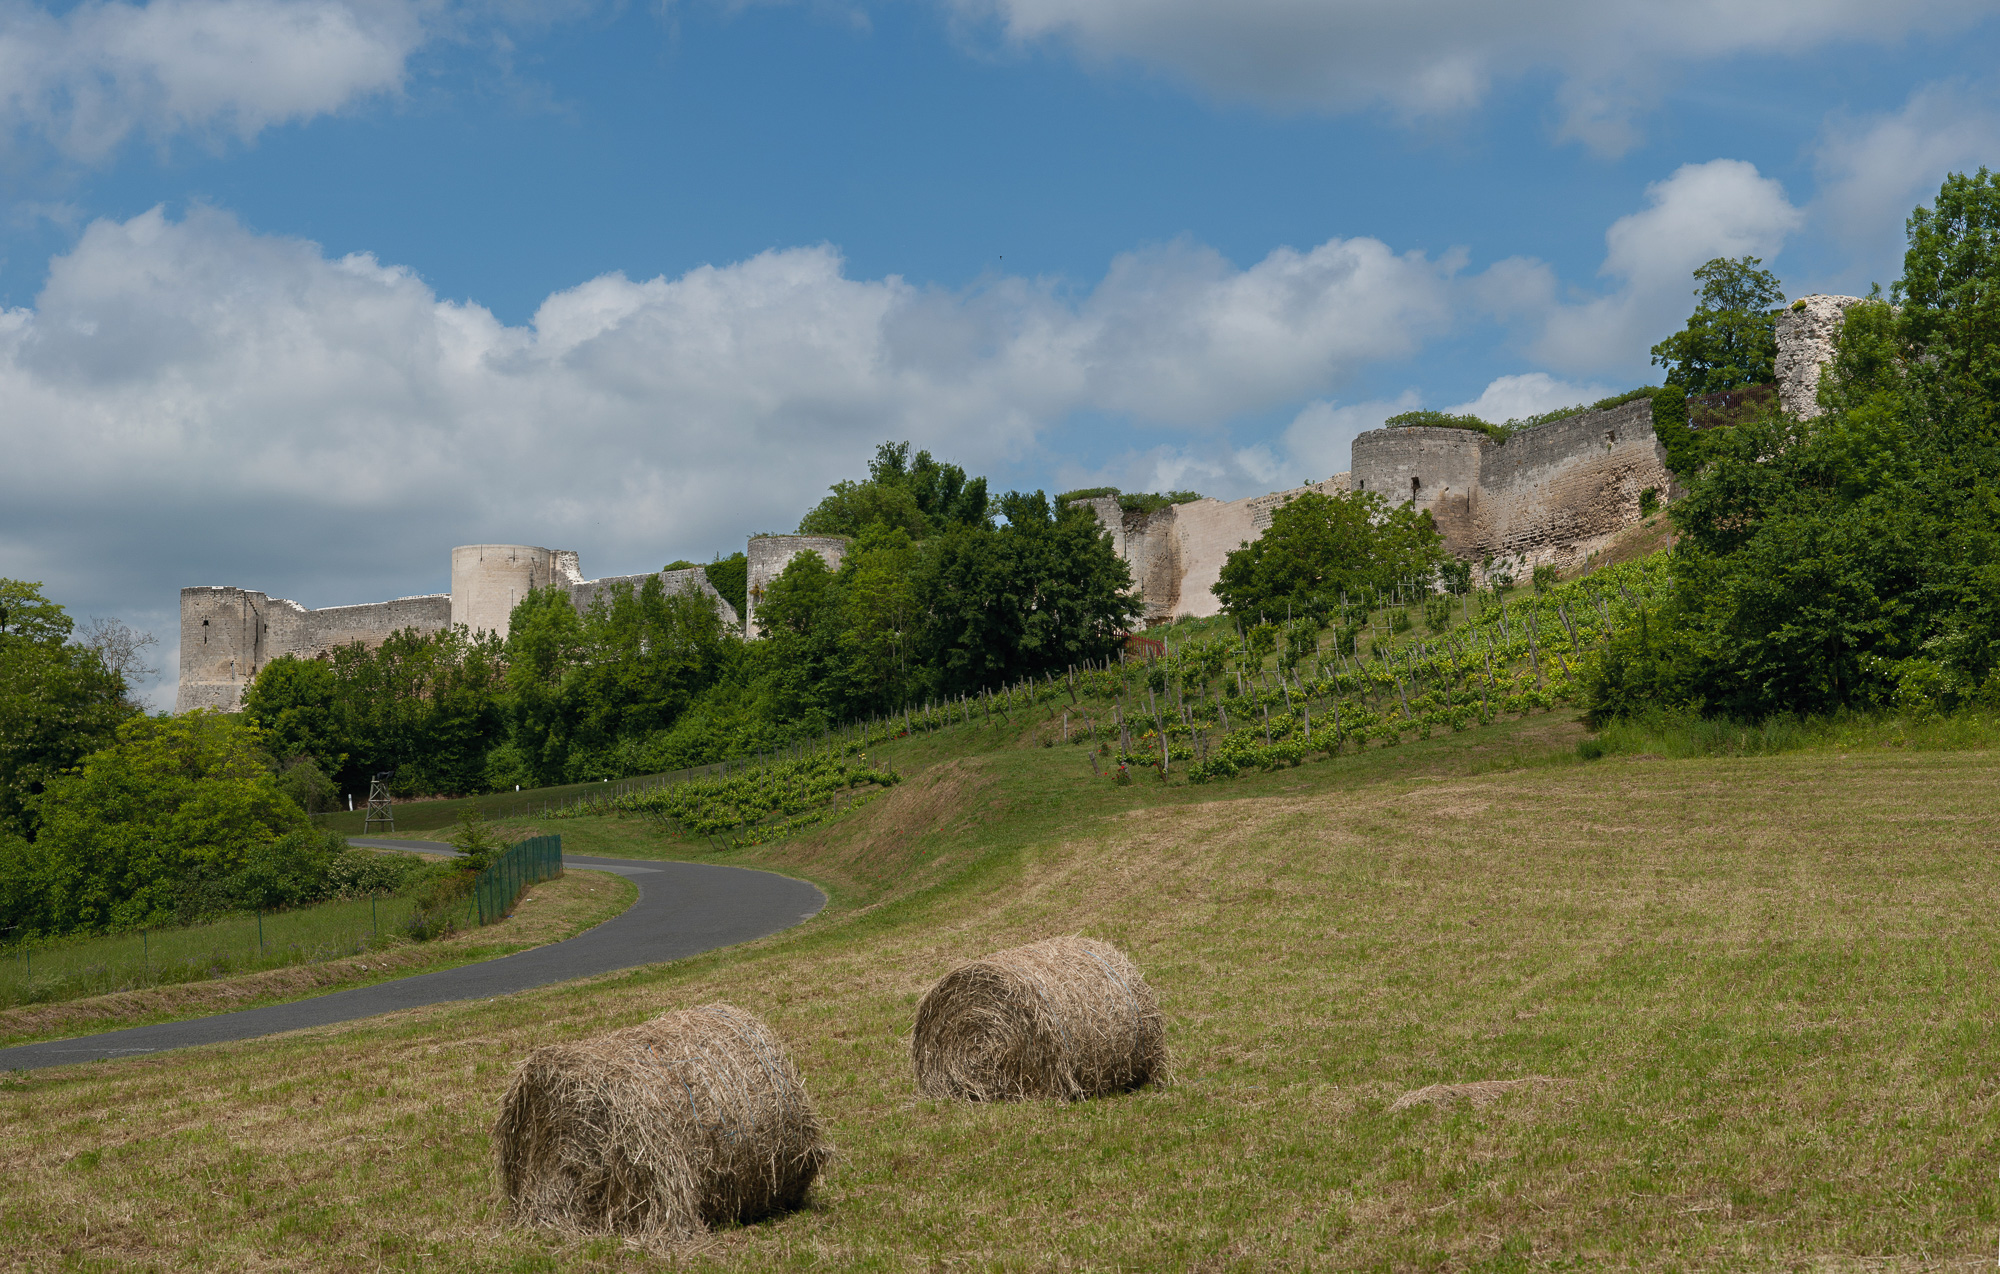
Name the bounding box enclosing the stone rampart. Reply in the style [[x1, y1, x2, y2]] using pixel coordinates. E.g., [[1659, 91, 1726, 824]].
[[1352, 397, 1669, 577], [184, 300, 1860, 704], [1775, 294, 1866, 419], [571, 568, 739, 631], [1073, 477, 1351, 623], [176, 587, 452, 713], [179, 549, 740, 712], [744, 535, 849, 637]]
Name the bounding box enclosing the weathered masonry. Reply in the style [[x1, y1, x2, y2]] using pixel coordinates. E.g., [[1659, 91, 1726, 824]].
[[1350, 396, 1671, 576], [177, 547, 737, 714]]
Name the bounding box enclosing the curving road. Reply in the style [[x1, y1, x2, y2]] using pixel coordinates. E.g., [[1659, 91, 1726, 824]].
[[0, 841, 825, 1072]]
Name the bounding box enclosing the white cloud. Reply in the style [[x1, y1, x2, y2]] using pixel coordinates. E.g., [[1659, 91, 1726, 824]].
[[1532, 159, 1801, 372], [0, 206, 1467, 632], [953, 0, 1999, 154], [1443, 373, 1614, 422], [1278, 394, 1418, 484], [1812, 81, 2000, 282], [0, 0, 423, 159]]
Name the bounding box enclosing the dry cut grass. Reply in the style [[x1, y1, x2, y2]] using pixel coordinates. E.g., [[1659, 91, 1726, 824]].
[[4, 737, 2000, 1270]]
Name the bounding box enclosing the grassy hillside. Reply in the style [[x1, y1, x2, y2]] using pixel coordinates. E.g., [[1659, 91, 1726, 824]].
[[6, 630, 2000, 1268]]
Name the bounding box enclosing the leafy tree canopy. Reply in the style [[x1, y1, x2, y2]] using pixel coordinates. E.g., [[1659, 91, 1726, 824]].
[[1589, 173, 2000, 722], [1896, 167, 2000, 441], [0, 580, 135, 837], [797, 441, 992, 539], [1650, 255, 1786, 396], [1211, 491, 1445, 622], [12, 711, 307, 933]]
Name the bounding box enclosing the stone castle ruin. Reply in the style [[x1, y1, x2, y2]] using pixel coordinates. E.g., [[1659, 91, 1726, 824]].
[[177, 547, 736, 713], [175, 297, 1859, 712]]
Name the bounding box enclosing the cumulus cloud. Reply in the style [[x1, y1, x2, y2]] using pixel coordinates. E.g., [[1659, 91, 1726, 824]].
[[952, 0, 2000, 153], [0, 0, 424, 158], [1813, 81, 2000, 281], [1277, 394, 1418, 485], [0, 206, 1471, 668], [1531, 159, 1801, 373], [1442, 372, 1615, 422]]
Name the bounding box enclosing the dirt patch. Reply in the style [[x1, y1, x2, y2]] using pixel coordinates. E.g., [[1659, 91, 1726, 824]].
[[1573, 515, 1671, 577], [1388, 1077, 1569, 1112]]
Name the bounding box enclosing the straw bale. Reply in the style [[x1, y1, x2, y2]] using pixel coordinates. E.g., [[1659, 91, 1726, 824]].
[[1388, 1076, 1566, 1112], [912, 935, 1169, 1101], [493, 1003, 829, 1238]]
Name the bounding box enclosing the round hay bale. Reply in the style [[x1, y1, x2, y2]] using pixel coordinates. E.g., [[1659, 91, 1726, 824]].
[[493, 1002, 829, 1238], [911, 935, 1168, 1101]]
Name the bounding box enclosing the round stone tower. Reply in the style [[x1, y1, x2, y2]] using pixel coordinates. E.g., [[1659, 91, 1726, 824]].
[[450, 545, 580, 638]]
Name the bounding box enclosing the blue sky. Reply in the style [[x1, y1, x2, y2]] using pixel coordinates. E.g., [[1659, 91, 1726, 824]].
[[3, 0, 1999, 707]]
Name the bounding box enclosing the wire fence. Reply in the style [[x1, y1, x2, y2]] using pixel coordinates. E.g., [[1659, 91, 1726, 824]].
[[0, 893, 417, 1010], [471, 835, 563, 926]]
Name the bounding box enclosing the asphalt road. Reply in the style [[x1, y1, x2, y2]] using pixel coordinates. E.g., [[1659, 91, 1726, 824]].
[[0, 840, 825, 1072]]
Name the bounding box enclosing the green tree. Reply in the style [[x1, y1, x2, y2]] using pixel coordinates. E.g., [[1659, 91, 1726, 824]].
[[562, 576, 739, 775], [242, 654, 343, 775], [502, 589, 586, 787], [797, 441, 991, 538], [913, 491, 1140, 695], [1897, 167, 2000, 442], [1650, 256, 1787, 395], [1649, 256, 1787, 473], [1590, 174, 2000, 722], [0, 580, 135, 837], [1211, 491, 1445, 622], [11, 711, 307, 933], [703, 552, 749, 623]]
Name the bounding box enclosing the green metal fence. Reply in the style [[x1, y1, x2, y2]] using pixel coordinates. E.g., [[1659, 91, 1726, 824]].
[[473, 835, 564, 926]]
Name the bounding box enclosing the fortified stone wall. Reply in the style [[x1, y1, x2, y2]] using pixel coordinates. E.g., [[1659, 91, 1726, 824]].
[[1775, 294, 1866, 419], [1352, 398, 1669, 577], [743, 535, 849, 637], [176, 587, 452, 713], [1074, 477, 1351, 623], [571, 567, 739, 632], [180, 298, 1861, 704], [178, 549, 739, 712]]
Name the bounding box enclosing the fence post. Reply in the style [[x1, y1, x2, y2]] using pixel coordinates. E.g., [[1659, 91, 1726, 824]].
[[257, 910, 264, 954]]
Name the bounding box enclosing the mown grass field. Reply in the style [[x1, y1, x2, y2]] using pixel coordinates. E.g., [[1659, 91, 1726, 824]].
[[4, 709, 1999, 1270]]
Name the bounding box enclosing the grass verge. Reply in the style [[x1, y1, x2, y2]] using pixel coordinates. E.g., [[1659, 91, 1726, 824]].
[[0, 867, 636, 1049]]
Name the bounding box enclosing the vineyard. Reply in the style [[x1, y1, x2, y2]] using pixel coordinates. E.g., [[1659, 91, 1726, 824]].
[[548, 752, 901, 846], [523, 555, 1665, 835], [761, 554, 1670, 787]]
